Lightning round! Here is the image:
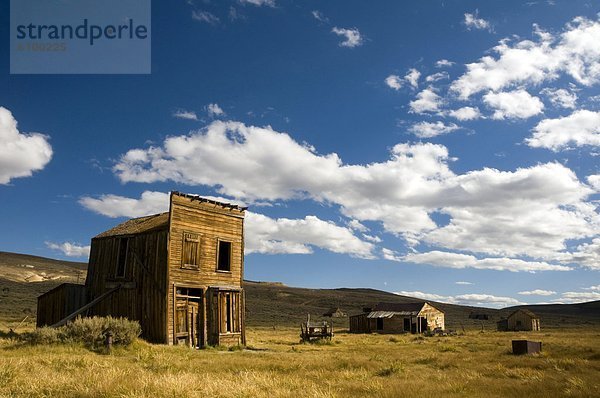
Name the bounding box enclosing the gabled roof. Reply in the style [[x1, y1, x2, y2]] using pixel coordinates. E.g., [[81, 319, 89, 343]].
[[366, 302, 443, 318], [94, 212, 169, 239], [508, 308, 539, 319]]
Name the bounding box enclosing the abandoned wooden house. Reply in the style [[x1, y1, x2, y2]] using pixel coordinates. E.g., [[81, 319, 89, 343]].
[[349, 302, 444, 334], [497, 309, 540, 332], [322, 307, 347, 318], [37, 191, 247, 348]]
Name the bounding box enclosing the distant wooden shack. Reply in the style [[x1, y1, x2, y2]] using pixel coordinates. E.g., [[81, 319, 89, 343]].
[[322, 307, 347, 318], [37, 192, 247, 348], [497, 309, 540, 331], [349, 302, 444, 334]]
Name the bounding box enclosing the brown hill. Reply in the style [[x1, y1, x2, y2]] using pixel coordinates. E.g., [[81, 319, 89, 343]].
[[1, 251, 598, 330]]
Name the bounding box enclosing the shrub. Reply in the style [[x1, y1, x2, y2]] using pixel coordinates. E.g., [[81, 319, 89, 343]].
[[25, 316, 141, 349], [376, 361, 404, 377]]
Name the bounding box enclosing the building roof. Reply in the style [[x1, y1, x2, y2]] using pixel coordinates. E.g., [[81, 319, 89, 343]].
[[94, 212, 169, 239], [508, 308, 539, 319], [366, 302, 442, 318], [172, 191, 248, 211]]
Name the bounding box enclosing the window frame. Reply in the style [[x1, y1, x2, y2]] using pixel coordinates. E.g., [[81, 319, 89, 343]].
[[216, 239, 232, 273], [115, 237, 129, 278], [181, 231, 201, 270]]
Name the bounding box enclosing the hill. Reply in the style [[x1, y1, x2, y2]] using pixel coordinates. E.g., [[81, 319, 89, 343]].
[[1, 251, 598, 329]]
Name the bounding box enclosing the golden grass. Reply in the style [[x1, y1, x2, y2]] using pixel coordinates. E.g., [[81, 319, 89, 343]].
[[0, 327, 599, 397]]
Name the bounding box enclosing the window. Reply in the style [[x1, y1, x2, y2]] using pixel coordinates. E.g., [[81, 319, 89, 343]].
[[217, 240, 231, 272], [116, 238, 128, 277], [219, 291, 241, 333], [182, 232, 200, 269]]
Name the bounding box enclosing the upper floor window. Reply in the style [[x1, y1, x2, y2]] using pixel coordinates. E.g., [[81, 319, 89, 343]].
[[116, 237, 128, 277], [182, 232, 200, 269], [217, 240, 231, 272]]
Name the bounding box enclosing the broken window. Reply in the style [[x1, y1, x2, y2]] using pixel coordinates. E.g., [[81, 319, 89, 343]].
[[116, 237, 128, 277], [219, 291, 241, 333], [182, 232, 200, 269], [217, 240, 231, 272]]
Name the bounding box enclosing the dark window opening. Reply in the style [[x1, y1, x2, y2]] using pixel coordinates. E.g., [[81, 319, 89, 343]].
[[403, 318, 411, 331], [217, 241, 231, 271], [116, 238, 128, 277], [376, 318, 384, 331], [218, 291, 241, 334]]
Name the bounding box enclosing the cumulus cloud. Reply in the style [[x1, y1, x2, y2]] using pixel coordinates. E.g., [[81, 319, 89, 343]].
[[404, 68, 421, 89], [173, 109, 198, 121], [483, 90, 544, 119], [518, 289, 556, 296], [311, 10, 328, 23], [463, 11, 492, 32], [455, 281, 473, 285], [79, 191, 374, 258], [425, 72, 449, 83], [111, 121, 599, 271], [206, 103, 225, 118], [403, 251, 570, 272], [435, 59, 455, 68], [239, 0, 275, 7], [331, 27, 363, 48], [408, 121, 460, 138], [541, 88, 578, 109], [527, 110, 600, 151], [385, 74, 403, 90], [191, 10, 220, 25], [451, 17, 600, 99], [448, 106, 481, 121], [396, 290, 522, 308], [588, 174, 600, 191], [45, 242, 91, 258], [0, 106, 53, 185], [409, 87, 443, 114], [555, 290, 600, 303]]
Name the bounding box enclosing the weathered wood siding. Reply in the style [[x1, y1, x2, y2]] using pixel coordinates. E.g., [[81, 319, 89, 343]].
[[167, 193, 245, 346], [419, 303, 445, 330], [37, 283, 87, 327], [507, 311, 539, 331], [85, 229, 168, 343]]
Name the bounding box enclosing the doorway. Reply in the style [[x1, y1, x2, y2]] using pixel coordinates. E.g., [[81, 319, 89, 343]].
[[175, 287, 203, 348]]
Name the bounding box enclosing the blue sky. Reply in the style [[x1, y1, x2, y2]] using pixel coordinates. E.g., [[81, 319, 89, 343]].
[[1, 0, 599, 308]]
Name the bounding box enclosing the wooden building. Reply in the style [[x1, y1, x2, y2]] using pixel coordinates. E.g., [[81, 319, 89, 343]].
[[37, 192, 247, 348], [349, 302, 444, 334], [497, 309, 540, 332]]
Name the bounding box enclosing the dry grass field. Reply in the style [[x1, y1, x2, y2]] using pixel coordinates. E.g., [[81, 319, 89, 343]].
[[1, 326, 599, 398]]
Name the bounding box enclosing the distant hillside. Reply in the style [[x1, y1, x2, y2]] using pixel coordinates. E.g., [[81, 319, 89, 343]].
[[1, 251, 598, 330]]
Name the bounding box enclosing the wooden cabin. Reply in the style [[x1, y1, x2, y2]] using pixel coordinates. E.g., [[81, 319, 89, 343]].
[[349, 302, 444, 334], [497, 309, 540, 331], [37, 191, 247, 348]]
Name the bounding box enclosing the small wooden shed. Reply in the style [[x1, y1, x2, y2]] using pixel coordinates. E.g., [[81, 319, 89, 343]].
[[349, 302, 444, 334], [498, 309, 540, 331], [37, 192, 247, 348]]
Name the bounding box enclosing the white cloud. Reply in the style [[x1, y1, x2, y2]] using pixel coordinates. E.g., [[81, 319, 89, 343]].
[[206, 103, 225, 118], [541, 88, 578, 109], [483, 89, 544, 120], [348, 219, 368, 232], [435, 59, 455, 68], [409, 87, 443, 114], [527, 110, 600, 151], [404, 68, 421, 89], [448, 106, 481, 121], [173, 109, 198, 121], [396, 290, 522, 308], [425, 72, 449, 83], [80, 191, 170, 218], [451, 17, 600, 99], [385, 74, 403, 90], [403, 251, 570, 272], [561, 238, 600, 270], [112, 121, 599, 271], [408, 121, 460, 138], [239, 0, 275, 7], [0, 106, 53, 185], [584, 285, 600, 291], [191, 10, 220, 25], [362, 234, 382, 243], [331, 27, 363, 48], [556, 290, 600, 303], [79, 191, 375, 259], [518, 289, 557, 296], [311, 10, 328, 23], [464, 11, 492, 32], [45, 242, 91, 258], [587, 174, 600, 191], [455, 281, 473, 285]]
